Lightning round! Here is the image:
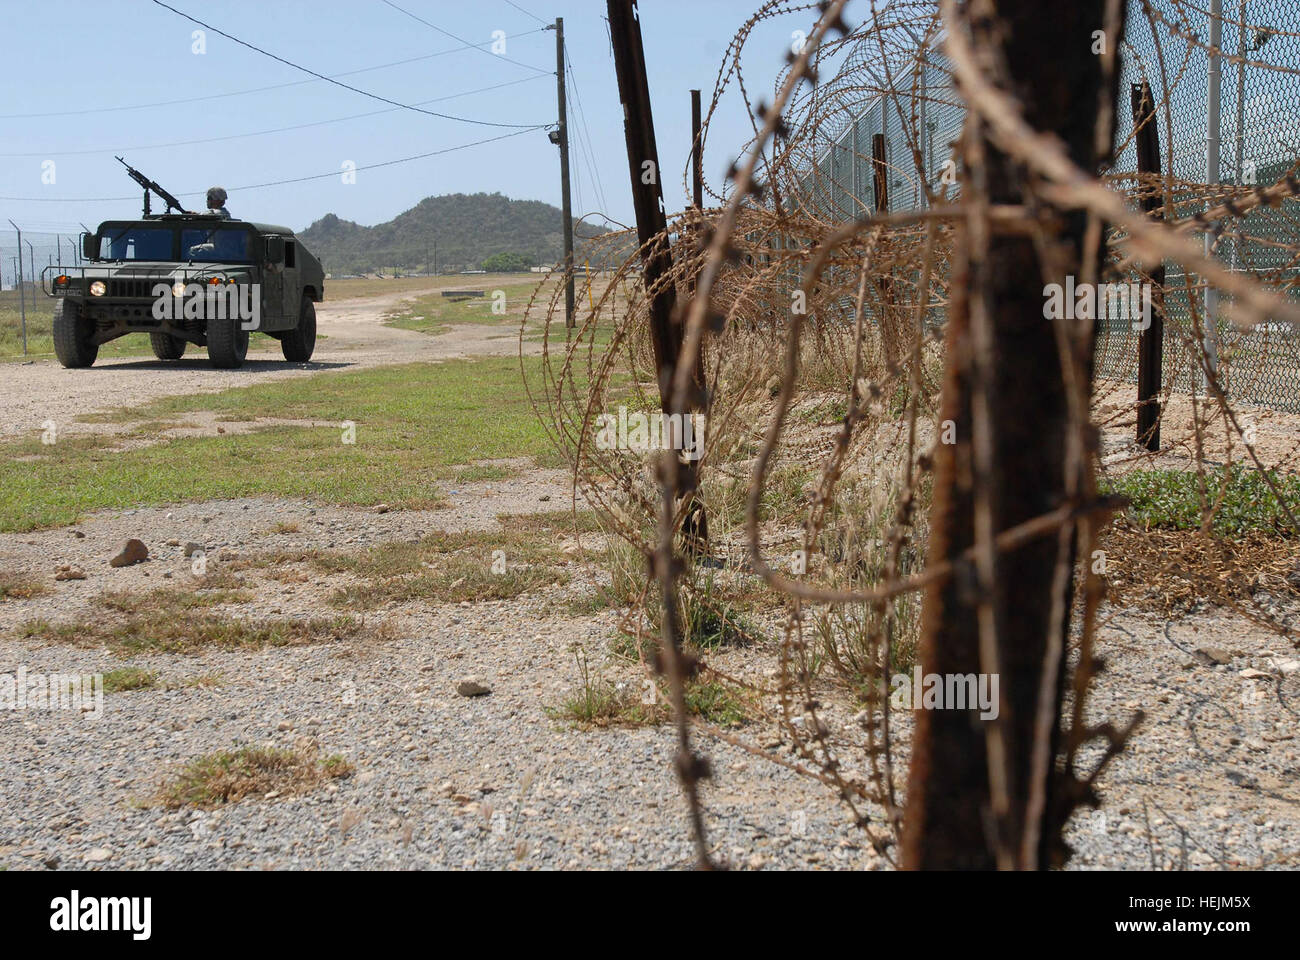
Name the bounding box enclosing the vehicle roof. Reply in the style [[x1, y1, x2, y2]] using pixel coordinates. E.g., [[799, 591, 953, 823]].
[[97, 216, 296, 236]]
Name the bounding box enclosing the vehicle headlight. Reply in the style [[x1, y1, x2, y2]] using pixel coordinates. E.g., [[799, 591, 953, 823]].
[[89, 280, 107, 297], [172, 281, 186, 298]]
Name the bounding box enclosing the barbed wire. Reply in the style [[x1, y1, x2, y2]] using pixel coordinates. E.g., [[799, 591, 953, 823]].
[[520, 0, 1298, 870]]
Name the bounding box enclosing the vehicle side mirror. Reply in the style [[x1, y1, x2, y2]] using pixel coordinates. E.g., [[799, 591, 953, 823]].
[[264, 237, 285, 263], [82, 233, 97, 260]]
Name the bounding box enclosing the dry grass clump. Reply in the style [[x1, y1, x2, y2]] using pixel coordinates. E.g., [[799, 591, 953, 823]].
[[1100, 520, 1300, 616], [17, 607, 374, 655], [0, 569, 47, 601], [157, 745, 353, 809]]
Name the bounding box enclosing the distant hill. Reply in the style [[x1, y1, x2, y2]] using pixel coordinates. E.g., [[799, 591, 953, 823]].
[[299, 192, 626, 276]]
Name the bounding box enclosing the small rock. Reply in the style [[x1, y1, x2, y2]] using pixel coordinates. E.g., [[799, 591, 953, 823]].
[[183, 542, 205, 557], [375, 503, 391, 514], [109, 539, 148, 568], [71, 530, 86, 539], [1195, 646, 1233, 666], [456, 680, 491, 698], [84, 847, 111, 863], [54, 565, 86, 581], [276, 721, 292, 732], [1239, 668, 1272, 680], [166, 538, 181, 547]]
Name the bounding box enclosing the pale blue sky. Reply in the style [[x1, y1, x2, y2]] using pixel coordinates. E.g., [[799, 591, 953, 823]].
[[0, 0, 815, 237]]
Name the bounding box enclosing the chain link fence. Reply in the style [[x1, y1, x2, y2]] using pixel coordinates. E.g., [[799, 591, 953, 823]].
[[0, 227, 89, 356], [794, 0, 1300, 412]]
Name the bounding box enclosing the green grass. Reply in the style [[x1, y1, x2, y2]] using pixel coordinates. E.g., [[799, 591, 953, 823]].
[[0, 357, 566, 532], [1102, 466, 1300, 537], [101, 667, 159, 693], [309, 512, 601, 608], [550, 674, 753, 729]]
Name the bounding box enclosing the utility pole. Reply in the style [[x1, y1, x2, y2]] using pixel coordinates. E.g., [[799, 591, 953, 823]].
[[8, 220, 26, 355], [608, 0, 707, 547], [547, 17, 576, 328]]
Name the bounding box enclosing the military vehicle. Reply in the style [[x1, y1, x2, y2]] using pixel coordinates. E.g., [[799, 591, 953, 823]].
[[42, 159, 324, 369]]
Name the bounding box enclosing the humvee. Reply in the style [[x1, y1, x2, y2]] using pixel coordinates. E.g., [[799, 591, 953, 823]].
[[43, 163, 324, 370]]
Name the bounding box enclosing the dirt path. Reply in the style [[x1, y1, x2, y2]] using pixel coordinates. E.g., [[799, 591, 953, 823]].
[[0, 286, 532, 438]]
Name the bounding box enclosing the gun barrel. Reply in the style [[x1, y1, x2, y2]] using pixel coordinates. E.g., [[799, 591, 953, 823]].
[[116, 157, 187, 214]]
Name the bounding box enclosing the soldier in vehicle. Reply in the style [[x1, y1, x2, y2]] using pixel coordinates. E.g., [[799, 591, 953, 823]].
[[206, 186, 231, 219]]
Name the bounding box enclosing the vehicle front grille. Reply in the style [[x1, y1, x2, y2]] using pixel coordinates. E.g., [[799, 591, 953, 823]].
[[108, 278, 166, 299]]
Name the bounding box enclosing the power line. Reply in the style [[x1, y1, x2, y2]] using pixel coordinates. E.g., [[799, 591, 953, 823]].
[[147, 0, 542, 129], [564, 45, 610, 215], [0, 76, 549, 158], [0, 30, 547, 121], [0, 127, 548, 203], [378, 0, 551, 75], [502, 0, 549, 27]]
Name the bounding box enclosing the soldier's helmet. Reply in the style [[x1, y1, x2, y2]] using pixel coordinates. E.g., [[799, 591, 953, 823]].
[[206, 186, 228, 210]]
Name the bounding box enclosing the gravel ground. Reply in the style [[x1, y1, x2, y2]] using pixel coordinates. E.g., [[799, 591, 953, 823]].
[[0, 478, 1295, 869], [1058, 606, 1299, 869], [0, 480, 887, 871], [0, 296, 1294, 870]]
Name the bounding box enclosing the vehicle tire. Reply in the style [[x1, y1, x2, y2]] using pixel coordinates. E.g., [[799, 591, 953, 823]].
[[52, 299, 98, 369], [281, 297, 317, 362], [149, 332, 186, 360], [206, 316, 249, 369]]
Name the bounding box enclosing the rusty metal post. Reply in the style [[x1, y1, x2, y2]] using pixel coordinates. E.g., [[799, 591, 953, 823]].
[[871, 133, 889, 213], [902, 0, 1125, 871], [1132, 80, 1165, 451], [691, 89, 703, 212], [871, 133, 897, 361]]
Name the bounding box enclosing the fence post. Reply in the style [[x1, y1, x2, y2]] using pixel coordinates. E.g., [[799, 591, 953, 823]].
[[1131, 81, 1165, 451], [8, 220, 27, 356]]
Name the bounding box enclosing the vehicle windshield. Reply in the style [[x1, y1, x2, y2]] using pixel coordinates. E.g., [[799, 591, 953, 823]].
[[182, 227, 252, 263], [99, 226, 172, 261], [94, 224, 255, 263]]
